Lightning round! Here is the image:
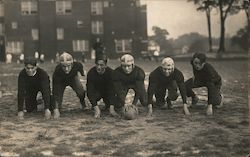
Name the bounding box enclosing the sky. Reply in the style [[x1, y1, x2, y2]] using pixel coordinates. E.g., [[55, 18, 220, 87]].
[[140, 0, 247, 39]]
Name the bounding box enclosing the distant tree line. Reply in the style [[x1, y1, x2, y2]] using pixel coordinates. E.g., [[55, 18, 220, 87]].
[[149, 0, 248, 57]]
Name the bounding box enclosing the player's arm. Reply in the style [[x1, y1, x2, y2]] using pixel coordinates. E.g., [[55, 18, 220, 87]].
[[176, 71, 190, 115]]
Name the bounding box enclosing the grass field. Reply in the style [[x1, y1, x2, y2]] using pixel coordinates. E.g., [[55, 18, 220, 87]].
[[0, 59, 249, 157]]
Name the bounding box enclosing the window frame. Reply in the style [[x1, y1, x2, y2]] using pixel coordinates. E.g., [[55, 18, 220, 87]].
[[91, 1, 103, 15], [57, 28, 64, 40], [31, 28, 39, 40], [115, 39, 132, 53], [6, 41, 24, 54], [91, 21, 103, 34], [56, 1, 72, 15], [72, 40, 89, 52], [21, 1, 38, 15], [11, 22, 18, 29]]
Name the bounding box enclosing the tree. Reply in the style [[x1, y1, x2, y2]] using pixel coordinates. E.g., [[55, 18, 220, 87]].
[[173, 32, 209, 53], [231, 26, 248, 51], [188, 0, 216, 52], [150, 26, 173, 54], [234, 0, 249, 27], [216, 0, 239, 55]]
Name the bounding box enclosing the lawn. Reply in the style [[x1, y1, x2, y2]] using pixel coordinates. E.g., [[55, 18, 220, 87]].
[[0, 58, 249, 157]]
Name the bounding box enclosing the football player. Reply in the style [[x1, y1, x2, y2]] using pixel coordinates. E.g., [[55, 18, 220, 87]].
[[52, 52, 86, 118], [185, 52, 223, 115], [147, 57, 190, 116], [112, 54, 150, 117], [17, 57, 52, 119], [86, 54, 119, 118]]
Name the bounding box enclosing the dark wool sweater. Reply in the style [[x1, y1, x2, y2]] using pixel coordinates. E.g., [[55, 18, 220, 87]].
[[148, 66, 187, 104], [192, 63, 221, 84], [86, 66, 114, 95], [18, 67, 51, 111], [53, 62, 85, 84], [112, 65, 145, 90]]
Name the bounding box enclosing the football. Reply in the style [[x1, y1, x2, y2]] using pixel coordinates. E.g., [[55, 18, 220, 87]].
[[122, 104, 138, 120]]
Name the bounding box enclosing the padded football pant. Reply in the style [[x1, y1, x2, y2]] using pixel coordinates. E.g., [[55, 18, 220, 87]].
[[53, 76, 85, 109], [185, 78, 222, 106]]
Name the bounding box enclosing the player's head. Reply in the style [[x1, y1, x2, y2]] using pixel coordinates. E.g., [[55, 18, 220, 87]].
[[192, 53, 206, 71], [24, 57, 37, 76], [95, 54, 108, 75], [161, 57, 174, 77], [59, 52, 73, 74], [120, 54, 134, 74]]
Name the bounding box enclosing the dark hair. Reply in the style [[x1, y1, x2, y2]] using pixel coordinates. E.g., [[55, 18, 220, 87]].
[[24, 57, 37, 66], [191, 52, 206, 65], [95, 54, 108, 64]]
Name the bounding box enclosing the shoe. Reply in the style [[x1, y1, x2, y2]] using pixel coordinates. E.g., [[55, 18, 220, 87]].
[[206, 104, 213, 116], [215, 94, 224, 108], [192, 95, 199, 105], [94, 106, 101, 118]]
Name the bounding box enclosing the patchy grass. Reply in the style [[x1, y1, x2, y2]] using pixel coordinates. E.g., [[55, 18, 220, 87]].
[[0, 59, 249, 157]]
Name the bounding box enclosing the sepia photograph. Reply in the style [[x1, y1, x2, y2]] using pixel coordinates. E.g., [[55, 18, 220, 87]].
[[0, 0, 249, 156]]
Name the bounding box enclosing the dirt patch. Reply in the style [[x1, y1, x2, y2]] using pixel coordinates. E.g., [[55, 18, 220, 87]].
[[0, 60, 249, 157]]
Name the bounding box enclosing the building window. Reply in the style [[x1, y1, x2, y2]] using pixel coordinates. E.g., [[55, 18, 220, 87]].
[[0, 23, 3, 35], [6, 41, 24, 54], [0, 2, 4, 17], [11, 22, 18, 29], [91, 21, 103, 34], [56, 1, 72, 15], [91, 1, 103, 15], [115, 39, 132, 53], [72, 40, 89, 52], [57, 28, 64, 40], [31, 29, 39, 40], [21, 1, 38, 15], [77, 20, 83, 28]]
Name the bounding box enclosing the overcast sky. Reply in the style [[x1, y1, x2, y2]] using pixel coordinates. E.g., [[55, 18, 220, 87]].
[[141, 0, 247, 39]]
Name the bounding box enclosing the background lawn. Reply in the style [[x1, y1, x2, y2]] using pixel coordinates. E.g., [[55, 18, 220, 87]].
[[0, 58, 249, 157]]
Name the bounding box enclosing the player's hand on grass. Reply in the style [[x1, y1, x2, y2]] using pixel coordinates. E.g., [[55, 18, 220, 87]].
[[109, 105, 119, 117], [18, 111, 24, 120], [44, 109, 51, 119], [183, 103, 191, 115], [206, 104, 213, 116], [146, 104, 153, 117], [53, 109, 60, 119], [94, 106, 101, 118]]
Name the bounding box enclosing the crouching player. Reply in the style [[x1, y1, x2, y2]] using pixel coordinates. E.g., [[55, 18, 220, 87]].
[[147, 57, 190, 116], [52, 52, 86, 118], [112, 54, 151, 118], [17, 57, 52, 119], [86, 54, 119, 118], [185, 53, 223, 115]]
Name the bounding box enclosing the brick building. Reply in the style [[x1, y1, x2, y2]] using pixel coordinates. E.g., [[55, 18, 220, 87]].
[[0, 0, 147, 61]]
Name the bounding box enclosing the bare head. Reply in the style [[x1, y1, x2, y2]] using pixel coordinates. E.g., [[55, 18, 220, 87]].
[[95, 54, 108, 75], [24, 57, 37, 76]]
